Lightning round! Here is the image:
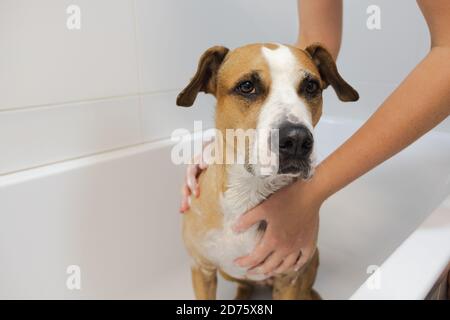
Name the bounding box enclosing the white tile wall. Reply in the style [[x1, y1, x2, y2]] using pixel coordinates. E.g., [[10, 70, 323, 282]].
[[141, 91, 215, 142], [134, 0, 297, 93], [0, 97, 141, 175], [134, 0, 298, 140], [340, 0, 430, 86], [0, 0, 141, 174], [0, 0, 447, 176], [0, 0, 139, 110], [322, 82, 395, 121]]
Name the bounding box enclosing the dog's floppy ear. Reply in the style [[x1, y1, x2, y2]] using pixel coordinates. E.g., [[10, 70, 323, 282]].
[[305, 43, 359, 102], [176, 46, 229, 107]]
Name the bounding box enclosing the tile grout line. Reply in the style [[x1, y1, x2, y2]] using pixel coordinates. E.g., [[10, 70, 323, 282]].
[[0, 142, 147, 179], [0, 127, 213, 179], [0, 89, 183, 114]]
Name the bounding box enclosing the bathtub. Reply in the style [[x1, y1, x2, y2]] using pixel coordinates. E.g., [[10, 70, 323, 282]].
[[0, 116, 449, 299]]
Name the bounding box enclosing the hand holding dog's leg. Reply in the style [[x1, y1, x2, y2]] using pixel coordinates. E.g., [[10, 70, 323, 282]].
[[233, 180, 320, 275], [273, 250, 320, 300]]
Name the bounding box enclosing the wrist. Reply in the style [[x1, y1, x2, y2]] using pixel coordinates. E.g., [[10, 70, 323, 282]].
[[298, 163, 333, 206], [295, 35, 340, 61]]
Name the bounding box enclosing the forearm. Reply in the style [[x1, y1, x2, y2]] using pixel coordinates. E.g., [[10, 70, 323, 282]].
[[296, 0, 342, 59], [310, 46, 450, 202]]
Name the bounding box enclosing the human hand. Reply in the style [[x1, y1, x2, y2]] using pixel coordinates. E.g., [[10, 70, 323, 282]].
[[179, 154, 208, 213], [179, 138, 214, 213], [233, 178, 322, 275]]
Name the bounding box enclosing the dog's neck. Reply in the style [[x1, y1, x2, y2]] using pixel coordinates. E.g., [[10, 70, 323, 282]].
[[219, 164, 296, 220], [205, 135, 296, 219]]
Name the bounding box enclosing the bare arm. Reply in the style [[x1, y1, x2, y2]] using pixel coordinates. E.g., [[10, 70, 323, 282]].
[[313, 48, 450, 202], [309, 0, 450, 202], [296, 0, 343, 60], [235, 0, 450, 275]]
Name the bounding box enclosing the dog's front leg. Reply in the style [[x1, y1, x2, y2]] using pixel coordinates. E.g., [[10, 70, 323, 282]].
[[272, 250, 321, 300], [191, 265, 217, 300]]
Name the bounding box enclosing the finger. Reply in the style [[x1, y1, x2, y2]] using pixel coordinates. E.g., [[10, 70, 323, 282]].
[[248, 251, 284, 276], [182, 182, 191, 197], [294, 249, 312, 272], [186, 165, 200, 196], [180, 185, 191, 213], [233, 208, 264, 233], [234, 238, 273, 269], [199, 138, 214, 169], [193, 155, 208, 197], [198, 152, 209, 170], [273, 252, 299, 274]]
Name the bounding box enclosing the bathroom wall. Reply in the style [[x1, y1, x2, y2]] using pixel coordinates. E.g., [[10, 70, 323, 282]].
[[1, 0, 447, 177]]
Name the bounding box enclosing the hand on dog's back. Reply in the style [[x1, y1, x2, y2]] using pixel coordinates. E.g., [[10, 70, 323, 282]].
[[180, 150, 208, 213]]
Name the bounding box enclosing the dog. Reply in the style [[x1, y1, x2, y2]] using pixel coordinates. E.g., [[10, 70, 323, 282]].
[[176, 43, 358, 300]]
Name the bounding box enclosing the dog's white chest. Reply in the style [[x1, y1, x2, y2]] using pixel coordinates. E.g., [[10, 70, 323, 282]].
[[200, 166, 295, 281], [202, 215, 263, 280]]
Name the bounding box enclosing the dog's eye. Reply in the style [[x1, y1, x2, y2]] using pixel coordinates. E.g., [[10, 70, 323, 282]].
[[236, 81, 256, 95], [305, 79, 319, 95]]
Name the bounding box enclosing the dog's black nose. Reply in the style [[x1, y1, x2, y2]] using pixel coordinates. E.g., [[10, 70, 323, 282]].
[[278, 124, 313, 158]]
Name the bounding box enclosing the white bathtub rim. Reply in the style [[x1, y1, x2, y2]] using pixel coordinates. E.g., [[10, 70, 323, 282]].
[[2, 115, 448, 189], [350, 196, 450, 300], [0, 128, 218, 188]]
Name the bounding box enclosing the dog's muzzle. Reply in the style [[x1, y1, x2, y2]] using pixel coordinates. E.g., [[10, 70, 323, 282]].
[[277, 123, 313, 176]]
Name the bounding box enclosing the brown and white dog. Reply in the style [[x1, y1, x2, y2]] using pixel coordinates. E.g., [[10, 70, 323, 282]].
[[176, 43, 358, 300]]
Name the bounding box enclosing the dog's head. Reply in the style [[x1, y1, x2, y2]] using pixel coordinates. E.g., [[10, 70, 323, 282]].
[[177, 43, 358, 178]]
